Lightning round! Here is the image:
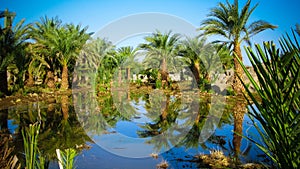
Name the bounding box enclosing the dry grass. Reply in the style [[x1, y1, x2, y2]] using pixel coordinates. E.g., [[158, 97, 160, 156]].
[[156, 160, 169, 169], [0, 130, 20, 169]]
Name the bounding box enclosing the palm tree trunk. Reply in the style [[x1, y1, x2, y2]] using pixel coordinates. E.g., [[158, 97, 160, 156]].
[[161, 58, 168, 87], [193, 62, 201, 85], [233, 101, 246, 158], [118, 67, 122, 86], [127, 67, 131, 81], [61, 64, 69, 90], [61, 95, 69, 120], [0, 69, 8, 96], [161, 94, 170, 120], [204, 72, 211, 90], [233, 43, 245, 94]]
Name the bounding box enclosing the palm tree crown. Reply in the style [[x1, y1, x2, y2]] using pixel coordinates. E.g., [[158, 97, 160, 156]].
[[199, 0, 277, 93], [200, 0, 276, 47], [140, 30, 180, 87]]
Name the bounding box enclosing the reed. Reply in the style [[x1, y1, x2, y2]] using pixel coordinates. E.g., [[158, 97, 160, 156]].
[[22, 122, 40, 169]]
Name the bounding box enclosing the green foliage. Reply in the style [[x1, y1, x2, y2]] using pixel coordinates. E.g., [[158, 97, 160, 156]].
[[225, 87, 235, 96], [239, 31, 300, 168], [155, 79, 162, 89], [0, 9, 29, 95], [30, 16, 91, 90], [140, 30, 181, 87], [56, 148, 78, 169], [135, 79, 142, 87], [199, 0, 277, 48], [199, 0, 277, 93]]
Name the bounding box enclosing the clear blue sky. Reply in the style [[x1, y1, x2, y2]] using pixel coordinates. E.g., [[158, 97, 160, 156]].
[[1, 0, 300, 64]]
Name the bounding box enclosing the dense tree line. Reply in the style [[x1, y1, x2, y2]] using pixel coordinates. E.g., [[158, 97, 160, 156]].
[[0, 0, 277, 97]]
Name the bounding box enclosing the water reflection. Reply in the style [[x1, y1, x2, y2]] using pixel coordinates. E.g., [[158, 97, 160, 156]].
[[0, 91, 265, 168], [232, 100, 248, 160], [0, 95, 92, 168]]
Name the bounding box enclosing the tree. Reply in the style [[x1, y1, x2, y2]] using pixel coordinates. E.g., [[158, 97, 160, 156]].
[[199, 0, 277, 93], [31, 17, 91, 90], [179, 37, 208, 86], [76, 38, 114, 87], [140, 30, 180, 87], [53, 24, 91, 90], [30, 16, 62, 89], [0, 9, 29, 96], [117, 46, 139, 81]]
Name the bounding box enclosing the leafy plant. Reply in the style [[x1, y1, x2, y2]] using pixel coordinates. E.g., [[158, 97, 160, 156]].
[[56, 148, 78, 169], [238, 31, 300, 168]]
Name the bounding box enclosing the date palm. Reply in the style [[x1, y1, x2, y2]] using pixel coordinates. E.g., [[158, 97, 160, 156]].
[[117, 46, 139, 82], [199, 0, 277, 93], [140, 30, 180, 87], [180, 37, 208, 86], [0, 9, 29, 95], [30, 17, 62, 88], [53, 24, 90, 90], [31, 17, 90, 90], [76, 38, 114, 87]]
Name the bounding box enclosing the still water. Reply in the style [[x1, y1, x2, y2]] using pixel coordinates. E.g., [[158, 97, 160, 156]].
[[0, 90, 268, 169]]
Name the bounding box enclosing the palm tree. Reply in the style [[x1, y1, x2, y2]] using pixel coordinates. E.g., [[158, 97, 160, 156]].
[[76, 38, 114, 87], [180, 37, 207, 85], [140, 30, 180, 87], [53, 24, 90, 90], [0, 9, 29, 95], [117, 46, 139, 82], [30, 16, 62, 89], [199, 0, 277, 93], [31, 17, 91, 90]]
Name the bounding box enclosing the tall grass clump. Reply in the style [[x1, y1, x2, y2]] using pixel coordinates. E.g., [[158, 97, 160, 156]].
[[238, 30, 300, 168], [22, 122, 45, 169]]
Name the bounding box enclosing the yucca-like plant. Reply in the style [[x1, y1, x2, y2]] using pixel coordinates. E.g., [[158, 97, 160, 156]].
[[238, 31, 300, 168]]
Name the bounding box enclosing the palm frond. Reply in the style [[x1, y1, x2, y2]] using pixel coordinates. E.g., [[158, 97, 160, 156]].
[[238, 30, 300, 168]]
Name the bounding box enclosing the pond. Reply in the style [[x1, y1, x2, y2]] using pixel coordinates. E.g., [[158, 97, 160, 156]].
[[0, 89, 269, 169]]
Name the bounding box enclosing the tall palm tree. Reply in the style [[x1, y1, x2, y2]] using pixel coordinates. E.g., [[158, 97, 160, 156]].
[[0, 9, 29, 95], [140, 30, 180, 87], [53, 24, 90, 90], [199, 0, 277, 93]]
